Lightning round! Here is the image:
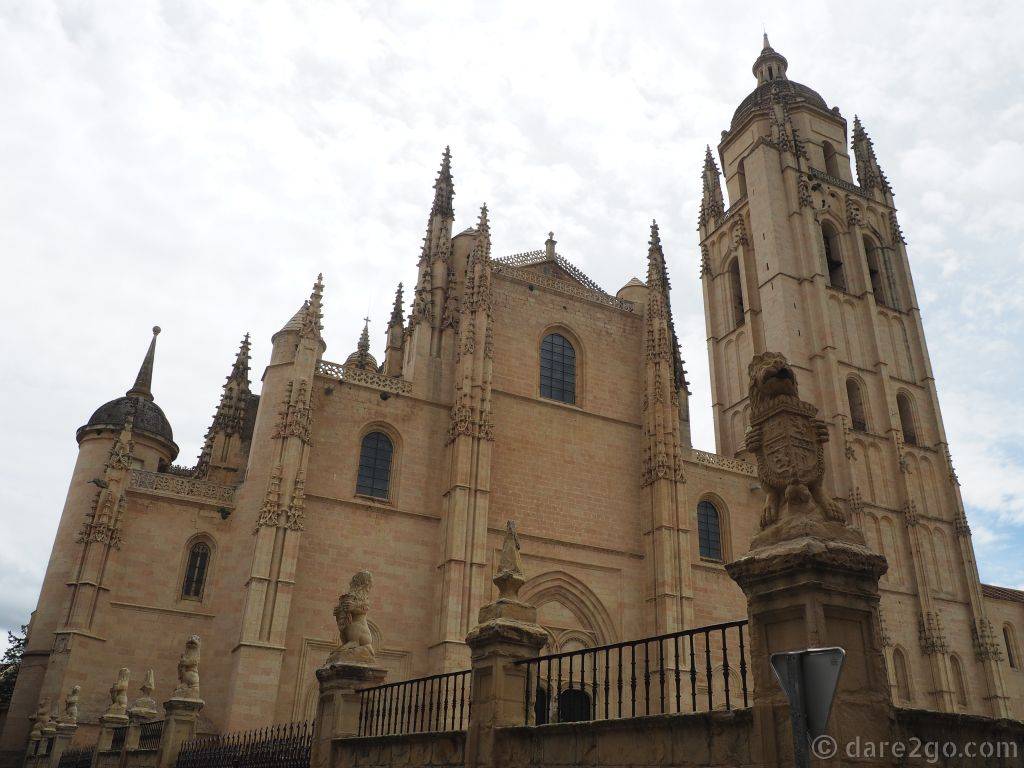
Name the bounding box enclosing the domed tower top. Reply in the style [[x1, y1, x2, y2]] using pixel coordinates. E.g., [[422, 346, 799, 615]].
[[752, 33, 788, 85], [77, 326, 178, 460]]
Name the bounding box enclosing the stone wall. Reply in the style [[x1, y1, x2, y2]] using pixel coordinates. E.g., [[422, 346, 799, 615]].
[[893, 708, 1024, 767], [331, 731, 465, 768], [492, 709, 754, 768]]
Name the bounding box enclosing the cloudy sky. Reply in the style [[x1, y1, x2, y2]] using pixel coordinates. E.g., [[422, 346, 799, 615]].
[[1, 0, 1022, 648]]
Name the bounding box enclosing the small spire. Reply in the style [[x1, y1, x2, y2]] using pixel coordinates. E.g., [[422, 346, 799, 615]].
[[762, 32, 771, 51], [851, 115, 891, 194], [229, 333, 251, 384], [390, 283, 404, 325], [431, 146, 455, 219], [477, 203, 489, 237], [752, 32, 788, 84], [300, 274, 325, 341], [358, 318, 370, 354], [649, 219, 662, 249], [126, 326, 160, 401], [703, 145, 719, 173]]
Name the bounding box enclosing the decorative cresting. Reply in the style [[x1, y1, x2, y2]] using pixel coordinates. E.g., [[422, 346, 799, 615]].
[[491, 259, 635, 312], [105, 668, 130, 719], [172, 635, 201, 700], [326, 570, 376, 665], [128, 469, 236, 504], [744, 352, 851, 546], [691, 449, 756, 477], [314, 359, 412, 394]]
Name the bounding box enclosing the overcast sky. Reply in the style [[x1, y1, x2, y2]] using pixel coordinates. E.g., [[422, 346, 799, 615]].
[[1, 1, 1022, 649]]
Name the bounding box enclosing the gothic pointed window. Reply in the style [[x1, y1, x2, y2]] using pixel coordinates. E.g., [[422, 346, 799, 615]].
[[1004, 625, 1019, 669], [737, 159, 747, 198], [540, 333, 576, 404], [896, 393, 918, 446], [822, 223, 847, 291], [728, 258, 745, 329], [357, 431, 394, 499], [846, 378, 867, 432], [892, 647, 912, 703], [863, 236, 890, 307], [950, 655, 968, 707], [822, 141, 839, 177], [697, 500, 723, 561], [181, 542, 211, 600]]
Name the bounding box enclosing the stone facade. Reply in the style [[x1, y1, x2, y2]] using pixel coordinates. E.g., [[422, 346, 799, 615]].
[[1, 34, 1021, 766]]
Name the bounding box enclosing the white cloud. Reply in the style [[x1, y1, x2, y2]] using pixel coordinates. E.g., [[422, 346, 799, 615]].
[[1, 0, 1023, 649]]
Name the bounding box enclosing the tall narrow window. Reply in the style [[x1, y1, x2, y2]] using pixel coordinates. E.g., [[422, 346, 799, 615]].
[[697, 501, 723, 561], [892, 648, 912, 703], [823, 141, 839, 176], [737, 159, 747, 198], [896, 393, 918, 446], [863, 237, 889, 307], [1005, 625, 1019, 670], [540, 333, 576, 404], [356, 431, 394, 499], [181, 542, 211, 600], [950, 655, 968, 706], [728, 258, 745, 328], [822, 223, 847, 290], [846, 378, 867, 432]]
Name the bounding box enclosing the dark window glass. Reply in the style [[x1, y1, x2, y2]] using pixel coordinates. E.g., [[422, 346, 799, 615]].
[[540, 333, 576, 404], [822, 224, 847, 291], [729, 259, 745, 328], [823, 141, 839, 177], [897, 394, 917, 446], [847, 379, 867, 432], [182, 542, 210, 599], [356, 431, 394, 499], [534, 687, 550, 725], [1005, 627, 1018, 670], [697, 501, 723, 561]]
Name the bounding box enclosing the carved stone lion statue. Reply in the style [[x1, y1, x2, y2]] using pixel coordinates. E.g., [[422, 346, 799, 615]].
[[326, 570, 375, 665], [62, 685, 80, 725], [745, 352, 846, 533], [105, 668, 130, 718], [172, 636, 201, 699]]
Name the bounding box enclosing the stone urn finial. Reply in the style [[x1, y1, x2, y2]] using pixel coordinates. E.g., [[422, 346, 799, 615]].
[[493, 520, 525, 601], [326, 570, 375, 666]]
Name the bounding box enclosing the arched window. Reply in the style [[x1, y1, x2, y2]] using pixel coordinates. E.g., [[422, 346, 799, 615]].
[[737, 159, 747, 198], [697, 500, 723, 561], [356, 431, 394, 499], [540, 333, 576, 404], [823, 141, 839, 177], [892, 647, 912, 703], [1004, 625, 1019, 669], [534, 686, 550, 725], [557, 688, 591, 723], [181, 541, 211, 600], [822, 223, 847, 291], [728, 258, 745, 329], [950, 655, 968, 707], [896, 393, 918, 446], [846, 378, 867, 432], [863, 237, 889, 307]]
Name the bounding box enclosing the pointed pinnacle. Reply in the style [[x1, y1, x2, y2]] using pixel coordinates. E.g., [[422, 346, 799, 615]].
[[649, 219, 662, 249], [431, 146, 455, 218], [390, 283, 404, 324], [229, 332, 251, 383], [703, 145, 720, 174], [126, 326, 160, 401], [762, 32, 770, 50], [477, 203, 490, 235], [357, 318, 370, 354]]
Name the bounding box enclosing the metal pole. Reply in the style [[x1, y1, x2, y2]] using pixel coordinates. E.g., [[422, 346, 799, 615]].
[[786, 654, 810, 768]]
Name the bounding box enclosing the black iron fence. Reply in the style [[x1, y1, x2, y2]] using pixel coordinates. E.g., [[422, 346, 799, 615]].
[[358, 669, 471, 736], [57, 746, 95, 768], [516, 619, 749, 725], [109, 725, 127, 752], [138, 720, 164, 750], [175, 721, 311, 768]]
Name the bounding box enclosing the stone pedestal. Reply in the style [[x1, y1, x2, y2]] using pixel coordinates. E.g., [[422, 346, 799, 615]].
[[728, 535, 891, 768], [311, 662, 387, 768], [46, 724, 77, 768], [97, 714, 128, 752], [156, 698, 203, 768], [464, 597, 547, 768]]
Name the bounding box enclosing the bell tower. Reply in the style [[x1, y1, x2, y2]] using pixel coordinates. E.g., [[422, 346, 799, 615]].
[[699, 35, 1012, 718]]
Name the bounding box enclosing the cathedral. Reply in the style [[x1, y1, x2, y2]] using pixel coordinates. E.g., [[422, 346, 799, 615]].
[[3, 35, 1023, 762]]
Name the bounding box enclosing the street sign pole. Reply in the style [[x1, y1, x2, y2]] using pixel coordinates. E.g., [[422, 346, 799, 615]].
[[785, 654, 810, 768], [771, 647, 845, 768]]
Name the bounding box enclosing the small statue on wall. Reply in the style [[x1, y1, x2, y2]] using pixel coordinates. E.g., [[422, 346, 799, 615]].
[[28, 698, 50, 740], [326, 570, 375, 665], [172, 636, 201, 700], [744, 352, 862, 549], [61, 685, 80, 724], [105, 668, 130, 718]]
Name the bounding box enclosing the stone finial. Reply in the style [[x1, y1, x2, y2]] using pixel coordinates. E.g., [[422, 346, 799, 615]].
[[326, 571, 375, 666], [544, 232, 556, 260], [126, 327, 160, 401], [129, 669, 159, 720], [61, 686, 80, 725], [105, 668, 130, 717], [493, 521, 525, 601], [172, 636, 201, 700], [744, 352, 863, 549], [28, 698, 50, 740]]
